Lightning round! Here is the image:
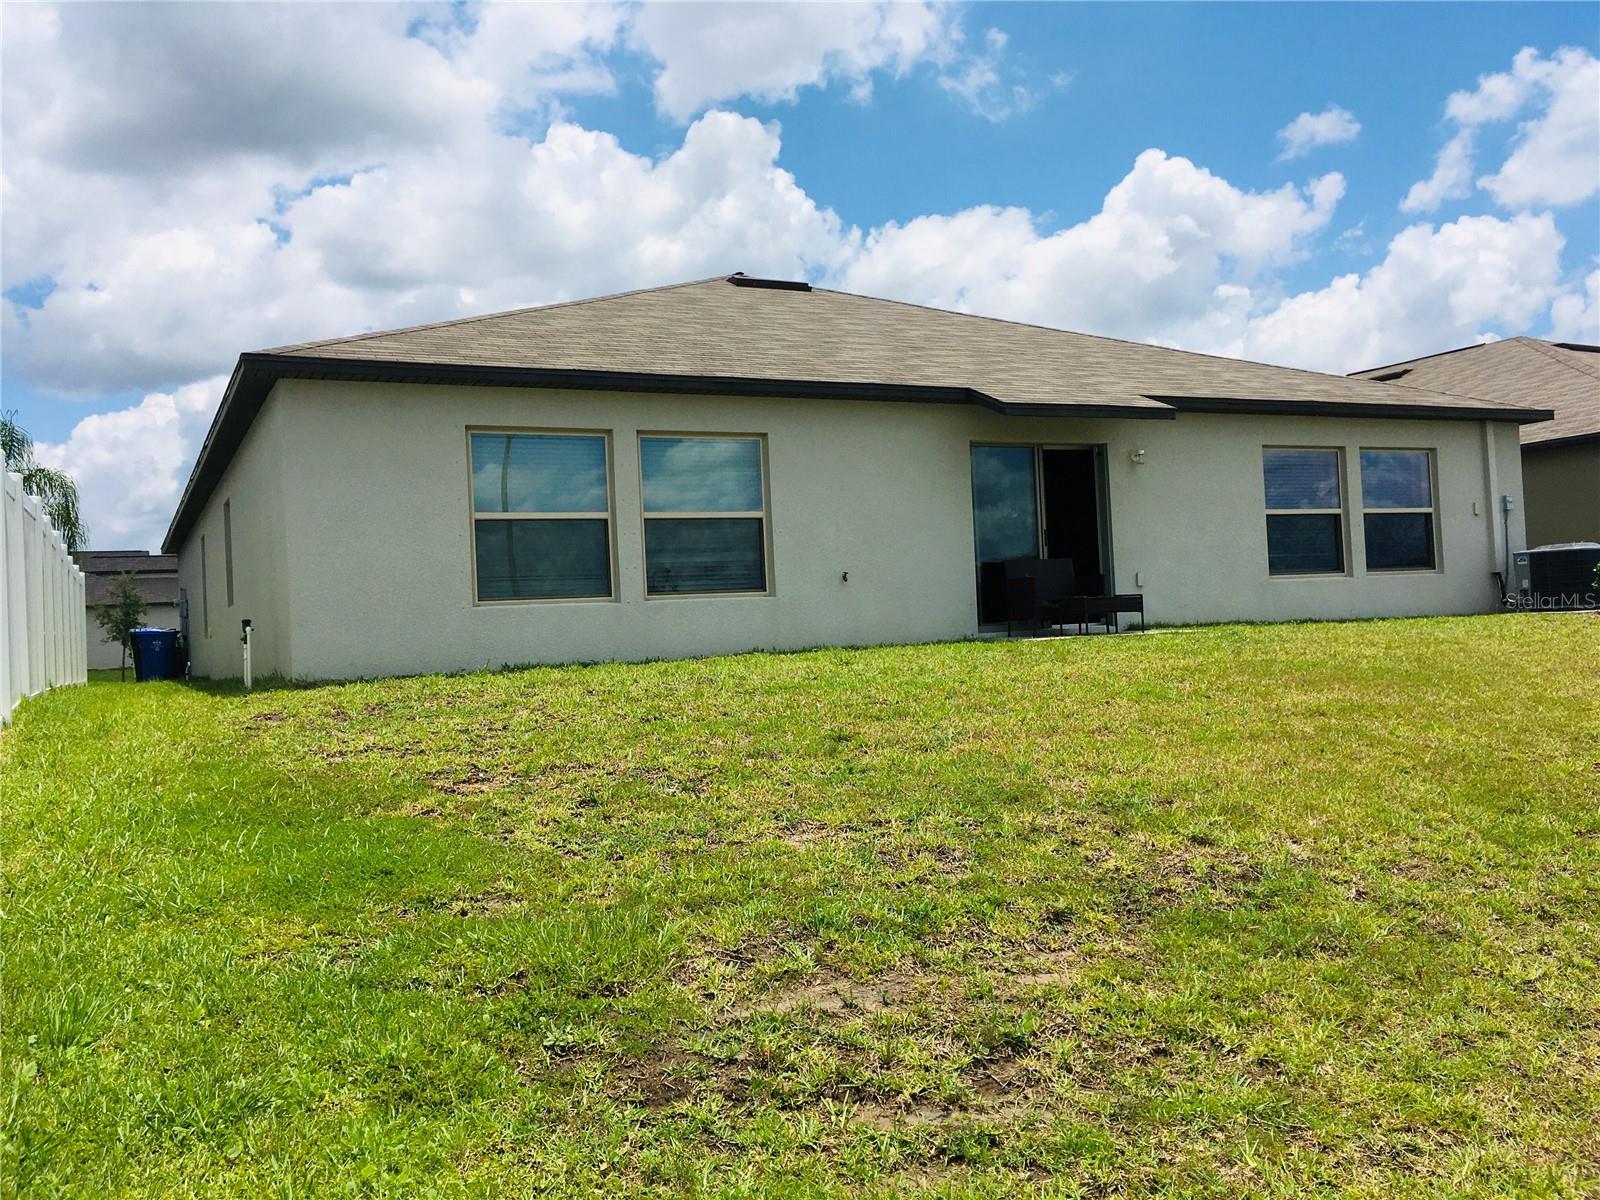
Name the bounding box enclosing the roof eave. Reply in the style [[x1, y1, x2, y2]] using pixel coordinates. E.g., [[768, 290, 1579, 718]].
[[1522, 430, 1600, 451], [1151, 394, 1554, 424]]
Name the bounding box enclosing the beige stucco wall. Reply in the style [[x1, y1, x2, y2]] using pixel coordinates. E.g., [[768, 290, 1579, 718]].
[[85, 602, 180, 670], [175, 379, 1531, 680], [175, 398, 292, 679], [1522, 440, 1600, 547]]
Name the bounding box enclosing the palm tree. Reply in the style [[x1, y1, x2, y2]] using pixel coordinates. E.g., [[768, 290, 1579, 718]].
[[1, 410, 88, 552]]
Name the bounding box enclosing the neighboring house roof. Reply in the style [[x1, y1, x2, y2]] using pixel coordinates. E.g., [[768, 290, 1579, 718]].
[[80, 550, 180, 607], [1352, 338, 1599, 449], [164, 274, 1554, 552]]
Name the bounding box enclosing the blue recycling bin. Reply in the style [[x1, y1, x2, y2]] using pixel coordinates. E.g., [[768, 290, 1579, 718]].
[[129, 627, 181, 682]]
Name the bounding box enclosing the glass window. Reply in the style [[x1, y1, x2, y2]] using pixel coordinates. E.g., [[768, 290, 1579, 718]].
[[970, 445, 1039, 564], [1361, 450, 1436, 570], [469, 432, 612, 601], [474, 519, 612, 600], [471, 432, 608, 513], [640, 436, 768, 595], [1263, 448, 1345, 575], [640, 437, 764, 513], [200, 535, 209, 638]]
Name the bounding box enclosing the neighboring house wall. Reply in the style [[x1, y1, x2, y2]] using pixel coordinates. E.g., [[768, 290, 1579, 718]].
[[176, 398, 292, 680], [1522, 440, 1600, 546], [176, 380, 1528, 681], [85, 602, 181, 670]]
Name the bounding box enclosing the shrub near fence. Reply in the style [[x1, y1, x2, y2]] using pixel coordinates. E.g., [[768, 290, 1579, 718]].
[[1, 469, 87, 724]]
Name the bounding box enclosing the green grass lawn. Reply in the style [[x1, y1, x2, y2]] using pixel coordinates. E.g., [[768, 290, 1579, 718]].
[[3, 616, 1598, 1198]]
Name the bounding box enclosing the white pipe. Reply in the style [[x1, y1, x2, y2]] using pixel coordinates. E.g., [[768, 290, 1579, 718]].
[[241, 621, 253, 691]]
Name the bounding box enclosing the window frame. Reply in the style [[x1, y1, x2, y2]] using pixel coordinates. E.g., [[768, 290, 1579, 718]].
[[465, 426, 618, 606], [1359, 447, 1441, 573], [1262, 445, 1350, 579], [223, 498, 234, 608], [200, 534, 210, 638], [969, 440, 1045, 563], [637, 431, 774, 599]]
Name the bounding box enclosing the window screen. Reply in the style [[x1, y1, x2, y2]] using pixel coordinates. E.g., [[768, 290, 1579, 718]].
[[1263, 448, 1345, 575], [1361, 450, 1436, 570], [639, 436, 768, 595], [469, 432, 612, 601]]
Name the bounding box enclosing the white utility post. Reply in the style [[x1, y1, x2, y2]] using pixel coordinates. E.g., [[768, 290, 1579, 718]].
[[240, 618, 253, 691]]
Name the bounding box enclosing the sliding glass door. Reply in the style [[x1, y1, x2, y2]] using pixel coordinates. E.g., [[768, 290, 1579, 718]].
[[971, 445, 1040, 564], [971, 443, 1109, 624]]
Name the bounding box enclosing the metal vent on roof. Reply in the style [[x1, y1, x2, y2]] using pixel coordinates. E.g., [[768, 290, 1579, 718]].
[[1553, 342, 1599, 353], [1370, 368, 1412, 382], [726, 272, 812, 292]]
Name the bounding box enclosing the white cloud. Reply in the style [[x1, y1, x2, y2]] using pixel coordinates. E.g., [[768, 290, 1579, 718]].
[[1230, 213, 1568, 373], [1400, 130, 1475, 213], [839, 162, 1574, 376], [6, 111, 850, 395], [840, 150, 1344, 342], [33, 377, 227, 550], [1404, 46, 1599, 212], [937, 27, 1064, 122], [630, 1, 957, 121], [1478, 49, 1600, 208], [1277, 105, 1361, 160], [1550, 268, 1600, 343], [0, 3, 617, 178]]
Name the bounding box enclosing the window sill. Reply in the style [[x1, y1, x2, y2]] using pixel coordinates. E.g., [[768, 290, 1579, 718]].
[[473, 595, 618, 608], [644, 590, 774, 601]]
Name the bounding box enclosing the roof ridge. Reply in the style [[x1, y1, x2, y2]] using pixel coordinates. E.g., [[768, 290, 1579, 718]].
[[807, 284, 1425, 396], [262, 275, 732, 354], [1518, 335, 1600, 381], [1348, 338, 1534, 377]]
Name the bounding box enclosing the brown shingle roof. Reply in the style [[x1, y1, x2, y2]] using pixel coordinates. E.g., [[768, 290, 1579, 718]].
[[80, 550, 179, 607], [165, 275, 1554, 553], [1352, 337, 1599, 448], [268, 275, 1542, 419]]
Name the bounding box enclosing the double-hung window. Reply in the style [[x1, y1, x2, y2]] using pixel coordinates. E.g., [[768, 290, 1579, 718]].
[[640, 435, 769, 596], [1360, 449, 1436, 571], [469, 431, 613, 601], [1263, 448, 1346, 576]]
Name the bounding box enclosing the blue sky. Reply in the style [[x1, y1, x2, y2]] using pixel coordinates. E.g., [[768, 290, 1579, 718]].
[[570, 3, 1599, 284], [2, 2, 1596, 549]]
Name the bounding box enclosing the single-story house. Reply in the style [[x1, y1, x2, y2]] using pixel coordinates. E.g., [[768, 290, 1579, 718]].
[[163, 274, 1548, 681], [1352, 338, 1598, 547], [81, 550, 180, 669]]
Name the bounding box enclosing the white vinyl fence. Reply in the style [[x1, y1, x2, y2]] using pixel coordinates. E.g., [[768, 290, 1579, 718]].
[[1, 469, 87, 724]]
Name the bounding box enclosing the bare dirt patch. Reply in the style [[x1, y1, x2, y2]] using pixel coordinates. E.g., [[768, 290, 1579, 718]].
[[849, 1091, 1038, 1131], [611, 1046, 749, 1109], [1005, 947, 1081, 990], [780, 820, 839, 848], [728, 967, 925, 1019], [428, 765, 522, 794]]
